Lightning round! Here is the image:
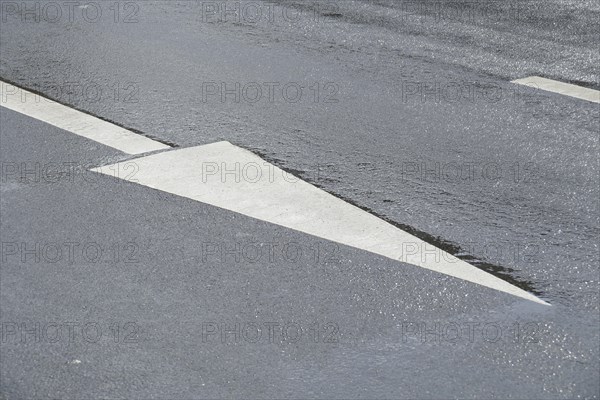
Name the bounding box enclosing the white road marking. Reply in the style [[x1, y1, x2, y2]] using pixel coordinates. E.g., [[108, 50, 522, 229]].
[[512, 76, 600, 104], [92, 141, 549, 305], [0, 80, 170, 155]]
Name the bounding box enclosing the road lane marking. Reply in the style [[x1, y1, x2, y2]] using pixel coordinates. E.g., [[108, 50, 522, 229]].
[[0, 80, 170, 155], [512, 76, 600, 104], [92, 141, 549, 305]]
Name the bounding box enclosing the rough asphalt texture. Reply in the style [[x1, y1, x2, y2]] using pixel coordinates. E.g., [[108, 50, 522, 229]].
[[1, 1, 598, 398]]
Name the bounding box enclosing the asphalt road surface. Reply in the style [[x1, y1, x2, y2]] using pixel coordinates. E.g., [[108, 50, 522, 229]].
[[1, 1, 599, 398]]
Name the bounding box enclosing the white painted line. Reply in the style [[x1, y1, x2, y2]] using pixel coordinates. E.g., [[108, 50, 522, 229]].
[[0, 80, 170, 155], [92, 141, 549, 305], [512, 76, 600, 104]]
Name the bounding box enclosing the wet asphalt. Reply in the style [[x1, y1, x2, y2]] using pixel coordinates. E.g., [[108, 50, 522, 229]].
[[0, 1, 598, 398]]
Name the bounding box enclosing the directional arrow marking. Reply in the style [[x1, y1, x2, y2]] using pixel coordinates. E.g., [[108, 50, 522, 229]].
[[92, 141, 549, 305]]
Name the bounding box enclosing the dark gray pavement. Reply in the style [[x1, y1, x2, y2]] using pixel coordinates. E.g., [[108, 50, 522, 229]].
[[0, 87, 596, 400], [0, 0, 599, 398]]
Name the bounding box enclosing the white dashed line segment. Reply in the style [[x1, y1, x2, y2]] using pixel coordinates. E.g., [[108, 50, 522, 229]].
[[0, 80, 170, 154], [512, 76, 600, 104], [92, 141, 549, 305]]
